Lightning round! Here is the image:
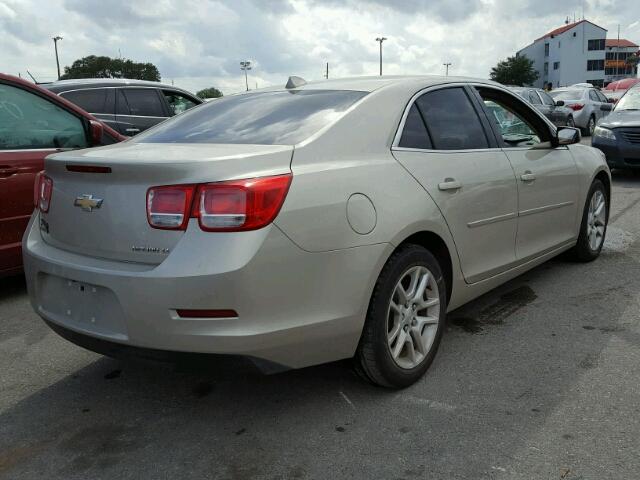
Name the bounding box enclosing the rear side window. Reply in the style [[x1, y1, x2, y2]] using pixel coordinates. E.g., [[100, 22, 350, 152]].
[[61, 89, 111, 114], [589, 90, 600, 102], [135, 90, 367, 145], [415, 88, 489, 150], [528, 91, 542, 104], [119, 88, 164, 117], [398, 104, 432, 149], [539, 91, 555, 106]]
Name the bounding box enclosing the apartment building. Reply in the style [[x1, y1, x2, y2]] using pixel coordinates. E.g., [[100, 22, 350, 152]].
[[605, 39, 639, 83]]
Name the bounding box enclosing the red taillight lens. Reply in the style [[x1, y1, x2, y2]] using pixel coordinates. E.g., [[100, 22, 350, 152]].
[[194, 174, 292, 231], [567, 103, 584, 111], [146, 185, 195, 230], [34, 172, 53, 213]]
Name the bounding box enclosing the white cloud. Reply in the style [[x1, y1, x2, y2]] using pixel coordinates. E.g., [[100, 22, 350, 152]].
[[0, 0, 638, 94]]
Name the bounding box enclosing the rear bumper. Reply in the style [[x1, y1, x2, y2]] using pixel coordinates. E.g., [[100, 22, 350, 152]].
[[23, 213, 391, 369], [592, 136, 640, 169]]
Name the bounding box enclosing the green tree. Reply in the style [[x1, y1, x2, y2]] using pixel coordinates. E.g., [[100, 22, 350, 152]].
[[196, 87, 223, 99], [490, 55, 539, 86], [60, 55, 161, 81]]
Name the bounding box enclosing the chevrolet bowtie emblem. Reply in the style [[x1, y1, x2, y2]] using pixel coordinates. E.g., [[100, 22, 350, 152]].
[[74, 194, 103, 212]]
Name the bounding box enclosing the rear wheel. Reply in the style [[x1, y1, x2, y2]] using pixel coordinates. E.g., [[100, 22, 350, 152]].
[[583, 115, 596, 137], [568, 179, 608, 261], [566, 116, 575, 128], [355, 244, 447, 388]]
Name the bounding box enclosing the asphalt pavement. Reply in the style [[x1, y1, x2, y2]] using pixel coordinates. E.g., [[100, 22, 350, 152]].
[[1, 162, 639, 479]]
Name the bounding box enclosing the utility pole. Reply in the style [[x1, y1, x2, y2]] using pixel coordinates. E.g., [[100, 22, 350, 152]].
[[52, 36, 63, 80], [240, 61, 252, 91], [324, 62, 329, 79], [616, 24, 620, 79], [375, 37, 387, 76], [443, 62, 452, 76]]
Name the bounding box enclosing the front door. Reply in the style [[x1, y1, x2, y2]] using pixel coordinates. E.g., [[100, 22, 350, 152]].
[[115, 88, 167, 135], [391, 86, 518, 284], [474, 86, 580, 261]]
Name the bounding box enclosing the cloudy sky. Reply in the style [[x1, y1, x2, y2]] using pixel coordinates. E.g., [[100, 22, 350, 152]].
[[1, 0, 639, 94]]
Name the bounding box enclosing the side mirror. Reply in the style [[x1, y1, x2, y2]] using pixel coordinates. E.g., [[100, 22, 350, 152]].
[[557, 126, 581, 146], [555, 100, 565, 106], [89, 120, 104, 146], [600, 103, 613, 112]]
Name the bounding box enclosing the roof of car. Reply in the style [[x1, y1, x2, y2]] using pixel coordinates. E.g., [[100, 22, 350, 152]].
[[42, 78, 198, 95], [255, 75, 502, 94]]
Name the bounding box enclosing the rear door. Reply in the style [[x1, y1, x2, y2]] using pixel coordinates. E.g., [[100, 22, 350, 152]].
[[391, 85, 518, 283], [0, 81, 90, 273], [474, 86, 580, 261], [115, 88, 167, 135]]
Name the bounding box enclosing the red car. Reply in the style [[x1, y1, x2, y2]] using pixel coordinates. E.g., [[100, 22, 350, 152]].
[[0, 73, 125, 276]]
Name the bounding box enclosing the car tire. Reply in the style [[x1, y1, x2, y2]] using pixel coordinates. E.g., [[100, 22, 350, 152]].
[[566, 116, 575, 128], [355, 244, 447, 388], [583, 115, 596, 137], [567, 179, 608, 262]]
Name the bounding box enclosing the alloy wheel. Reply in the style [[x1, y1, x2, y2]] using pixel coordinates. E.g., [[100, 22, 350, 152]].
[[386, 266, 440, 370], [587, 189, 606, 251]]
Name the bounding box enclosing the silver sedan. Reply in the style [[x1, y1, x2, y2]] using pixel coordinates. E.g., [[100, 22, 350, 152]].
[[24, 76, 610, 388]]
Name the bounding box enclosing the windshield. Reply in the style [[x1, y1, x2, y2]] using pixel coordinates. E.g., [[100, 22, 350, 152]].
[[549, 90, 584, 101], [615, 88, 640, 111], [135, 89, 368, 145]]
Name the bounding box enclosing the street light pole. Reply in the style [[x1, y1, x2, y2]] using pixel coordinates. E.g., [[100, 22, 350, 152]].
[[375, 37, 387, 76], [240, 61, 252, 91], [53, 36, 63, 80], [443, 62, 452, 76]]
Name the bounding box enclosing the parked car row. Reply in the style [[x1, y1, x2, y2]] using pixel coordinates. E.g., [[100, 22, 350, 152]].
[[507, 86, 576, 128], [548, 86, 613, 136]]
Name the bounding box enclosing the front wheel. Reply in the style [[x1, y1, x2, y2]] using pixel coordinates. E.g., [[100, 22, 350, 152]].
[[355, 244, 447, 388], [568, 179, 608, 261]]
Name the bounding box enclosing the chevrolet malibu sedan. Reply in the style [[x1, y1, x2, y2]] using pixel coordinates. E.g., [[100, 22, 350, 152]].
[[24, 76, 610, 388]]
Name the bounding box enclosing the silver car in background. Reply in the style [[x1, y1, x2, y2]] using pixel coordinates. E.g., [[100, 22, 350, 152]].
[[549, 86, 613, 136], [24, 76, 610, 388], [508, 87, 575, 127]]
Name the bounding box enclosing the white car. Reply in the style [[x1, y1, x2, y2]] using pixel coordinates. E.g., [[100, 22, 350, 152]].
[[24, 76, 610, 388]]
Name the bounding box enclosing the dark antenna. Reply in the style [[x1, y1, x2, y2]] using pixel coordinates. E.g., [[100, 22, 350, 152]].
[[26, 70, 38, 83]]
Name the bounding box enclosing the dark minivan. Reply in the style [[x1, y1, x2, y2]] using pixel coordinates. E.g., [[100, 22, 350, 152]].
[[44, 79, 203, 136]]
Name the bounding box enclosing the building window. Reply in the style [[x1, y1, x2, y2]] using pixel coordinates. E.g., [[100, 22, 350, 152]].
[[587, 59, 605, 71], [588, 39, 605, 51], [553, 62, 560, 70], [544, 43, 549, 57], [544, 62, 549, 74], [587, 79, 605, 87]]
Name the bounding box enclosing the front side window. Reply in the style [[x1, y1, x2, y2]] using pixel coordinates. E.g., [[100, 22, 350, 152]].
[[477, 87, 547, 148], [0, 83, 88, 150], [136, 90, 367, 145], [415, 87, 489, 150], [119, 88, 165, 117], [398, 104, 432, 149], [162, 90, 199, 116]]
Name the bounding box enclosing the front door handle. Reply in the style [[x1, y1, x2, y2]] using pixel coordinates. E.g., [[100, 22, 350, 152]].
[[520, 171, 536, 182], [125, 128, 141, 134], [438, 178, 462, 191]]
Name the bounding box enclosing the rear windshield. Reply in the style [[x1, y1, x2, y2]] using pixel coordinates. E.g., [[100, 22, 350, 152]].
[[135, 89, 368, 145], [549, 90, 584, 101]]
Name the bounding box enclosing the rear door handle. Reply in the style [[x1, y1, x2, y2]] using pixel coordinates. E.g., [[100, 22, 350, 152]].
[[438, 178, 462, 191], [0, 166, 18, 178], [520, 171, 536, 182]]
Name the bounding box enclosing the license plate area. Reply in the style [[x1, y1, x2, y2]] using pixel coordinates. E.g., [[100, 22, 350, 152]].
[[37, 273, 128, 340]]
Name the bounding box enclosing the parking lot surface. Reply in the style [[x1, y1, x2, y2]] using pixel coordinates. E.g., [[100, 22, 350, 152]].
[[1, 169, 639, 480]]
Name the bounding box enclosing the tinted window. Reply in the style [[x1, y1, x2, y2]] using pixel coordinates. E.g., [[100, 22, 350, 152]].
[[0, 83, 88, 150], [61, 89, 110, 114], [539, 91, 555, 106], [136, 90, 367, 145], [415, 88, 488, 150], [398, 104, 432, 149], [120, 88, 164, 117], [162, 90, 199, 116], [528, 91, 541, 104]]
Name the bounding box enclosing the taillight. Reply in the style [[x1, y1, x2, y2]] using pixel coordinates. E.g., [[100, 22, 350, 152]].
[[34, 172, 53, 213], [146, 185, 195, 230], [145, 174, 292, 232], [194, 174, 292, 232], [567, 103, 584, 111]]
